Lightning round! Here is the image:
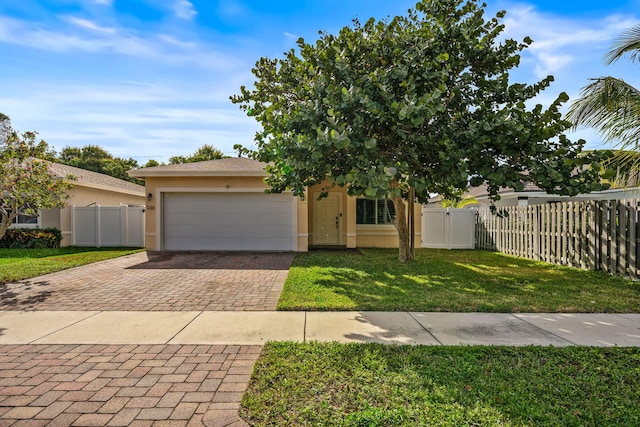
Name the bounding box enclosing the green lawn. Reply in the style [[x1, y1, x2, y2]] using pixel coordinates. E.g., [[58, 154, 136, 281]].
[[241, 342, 640, 426], [278, 249, 640, 312], [0, 247, 144, 284]]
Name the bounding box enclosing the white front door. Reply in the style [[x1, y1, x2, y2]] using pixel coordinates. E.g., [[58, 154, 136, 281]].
[[313, 193, 341, 245]]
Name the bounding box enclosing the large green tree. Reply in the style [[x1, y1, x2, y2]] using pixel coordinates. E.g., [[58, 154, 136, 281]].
[[58, 145, 141, 184], [168, 144, 225, 164], [232, 0, 608, 262], [568, 24, 640, 181], [0, 126, 74, 240]]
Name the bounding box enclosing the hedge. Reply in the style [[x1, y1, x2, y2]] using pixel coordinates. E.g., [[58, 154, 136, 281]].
[[0, 228, 63, 249]]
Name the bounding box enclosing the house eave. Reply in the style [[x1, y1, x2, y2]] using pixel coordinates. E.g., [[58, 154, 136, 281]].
[[128, 170, 267, 179]]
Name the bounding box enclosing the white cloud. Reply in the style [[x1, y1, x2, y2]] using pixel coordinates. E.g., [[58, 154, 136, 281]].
[[534, 52, 573, 79], [64, 16, 116, 34], [0, 16, 156, 56], [216, 0, 248, 18], [157, 34, 197, 50], [173, 0, 197, 21], [502, 6, 639, 77], [0, 15, 244, 70]]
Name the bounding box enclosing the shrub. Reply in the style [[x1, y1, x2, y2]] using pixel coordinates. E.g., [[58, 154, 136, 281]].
[[0, 228, 62, 249]]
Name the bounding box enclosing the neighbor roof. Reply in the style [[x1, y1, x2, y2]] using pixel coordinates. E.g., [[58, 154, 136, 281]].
[[430, 182, 545, 203], [128, 157, 268, 178], [47, 161, 145, 196]]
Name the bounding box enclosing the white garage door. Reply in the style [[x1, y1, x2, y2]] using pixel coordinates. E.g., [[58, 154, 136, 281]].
[[163, 192, 295, 251]]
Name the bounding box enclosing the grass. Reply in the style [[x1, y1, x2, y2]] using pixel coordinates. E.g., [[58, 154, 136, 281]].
[[0, 247, 144, 284], [278, 248, 640, 312], [241, 342, 640, 426]]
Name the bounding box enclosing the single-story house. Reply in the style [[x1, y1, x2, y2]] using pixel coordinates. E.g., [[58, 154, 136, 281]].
[[12, 162, 146, 246], [128, 157, 422, 252], [427, 182, 640, 208]]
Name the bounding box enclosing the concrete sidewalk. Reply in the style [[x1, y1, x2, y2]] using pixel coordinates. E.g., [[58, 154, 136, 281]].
[[1, 311, 639, 347]]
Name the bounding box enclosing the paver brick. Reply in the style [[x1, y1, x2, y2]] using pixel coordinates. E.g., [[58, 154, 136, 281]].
[[0, 253, 280, 425], [71, 413, 114, 426], [0, 252, 292, 311], [0, 342, 261, 425]]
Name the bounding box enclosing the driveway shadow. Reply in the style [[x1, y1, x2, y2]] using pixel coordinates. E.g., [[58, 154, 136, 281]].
[[0, 280, 53, 310], [127, 252, 295, 271]]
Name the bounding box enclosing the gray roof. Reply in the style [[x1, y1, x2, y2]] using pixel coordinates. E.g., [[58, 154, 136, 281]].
[[430, 182, 544, 203], [128, 157, 268, 178], [47, 161, 145, 195]]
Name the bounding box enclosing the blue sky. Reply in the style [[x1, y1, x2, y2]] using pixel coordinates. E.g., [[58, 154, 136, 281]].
[[1, 0, 639, 164]]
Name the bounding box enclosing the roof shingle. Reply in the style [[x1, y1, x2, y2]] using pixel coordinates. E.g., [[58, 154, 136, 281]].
[[46, 161, 145, 195], [128, 157, 268, 177]]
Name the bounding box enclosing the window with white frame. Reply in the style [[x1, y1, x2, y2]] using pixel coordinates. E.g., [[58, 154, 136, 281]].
[[9, 208, 40, 228], [356, 198, 396, 225]]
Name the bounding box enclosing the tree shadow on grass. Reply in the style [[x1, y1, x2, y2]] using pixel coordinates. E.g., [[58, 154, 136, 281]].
[[281, 249, 640, 312]]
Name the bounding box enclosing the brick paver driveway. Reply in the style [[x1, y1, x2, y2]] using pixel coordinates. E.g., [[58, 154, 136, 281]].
[[0, 251, 294, 311], [0, 344, 258, 426], [0, 251, 295, 426]]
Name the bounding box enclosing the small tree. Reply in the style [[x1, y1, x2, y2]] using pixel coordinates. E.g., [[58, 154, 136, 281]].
[[232, 0, 609, 262], [169, 144, 225, 164], [0, 129, 74, 240]]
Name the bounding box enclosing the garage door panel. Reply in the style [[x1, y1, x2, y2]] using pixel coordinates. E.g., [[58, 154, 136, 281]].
[[163, 192, 295, 251]]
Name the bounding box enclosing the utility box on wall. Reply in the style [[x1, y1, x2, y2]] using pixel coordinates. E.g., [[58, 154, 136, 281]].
[[421, 207, 475, 249]]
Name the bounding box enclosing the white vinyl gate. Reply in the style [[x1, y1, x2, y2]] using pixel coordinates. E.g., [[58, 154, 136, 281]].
[[71, 205, 145, 247], [421, 207, 475, 249]]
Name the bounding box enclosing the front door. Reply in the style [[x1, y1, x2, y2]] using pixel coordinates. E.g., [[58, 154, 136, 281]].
[[314, 193, 341, 245]]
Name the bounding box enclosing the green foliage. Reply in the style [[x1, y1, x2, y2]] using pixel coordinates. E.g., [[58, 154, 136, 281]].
[[233, 0, 608, 201], [232, 0, 609, 260], [440, 189, 479, 208], [242, 343, 640, 426], [57, 145, 142, 184], [277, 249, 640, 312], [0, 129, 75, 241], [168, 144, 225, 164], [0, 228, 62, 249], [143, 159, 161, 168]]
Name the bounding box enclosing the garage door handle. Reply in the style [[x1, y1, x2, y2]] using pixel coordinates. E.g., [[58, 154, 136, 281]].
[[335, 217, 339, 228]]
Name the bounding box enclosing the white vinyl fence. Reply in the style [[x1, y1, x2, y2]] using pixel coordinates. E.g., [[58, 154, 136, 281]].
[[71, 205, 145, 247], [421, 207, 476, 249]]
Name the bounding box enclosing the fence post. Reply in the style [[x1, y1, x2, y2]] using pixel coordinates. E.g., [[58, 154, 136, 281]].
[[121, 206, 127, 246], [588, 201, 597, 271], [630, 201, 637, 279], [618, 201, 627, 277], [71, 206, 76, 246], [95, 206, 101, 248]]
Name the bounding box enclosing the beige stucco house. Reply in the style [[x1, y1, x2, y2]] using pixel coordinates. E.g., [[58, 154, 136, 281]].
[[13, 162, 146, 246], [128, 157, 421, 252]]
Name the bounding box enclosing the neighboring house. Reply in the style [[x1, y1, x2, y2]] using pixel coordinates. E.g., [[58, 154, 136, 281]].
[[128, 157, 422, 252], [12, 162, 146, 246], [427, 183, 640, 208]]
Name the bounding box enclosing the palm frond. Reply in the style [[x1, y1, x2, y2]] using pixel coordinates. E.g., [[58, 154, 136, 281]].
[[568, 76, 640, 148], [440, 196, 478, 208], [605, 24, 640, 65], [602, 150, 640, 188]]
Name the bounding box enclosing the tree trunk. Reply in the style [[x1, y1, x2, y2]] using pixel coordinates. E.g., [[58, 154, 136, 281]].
[[0, 214, 14, 242], [392, 196, 414, 263]]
